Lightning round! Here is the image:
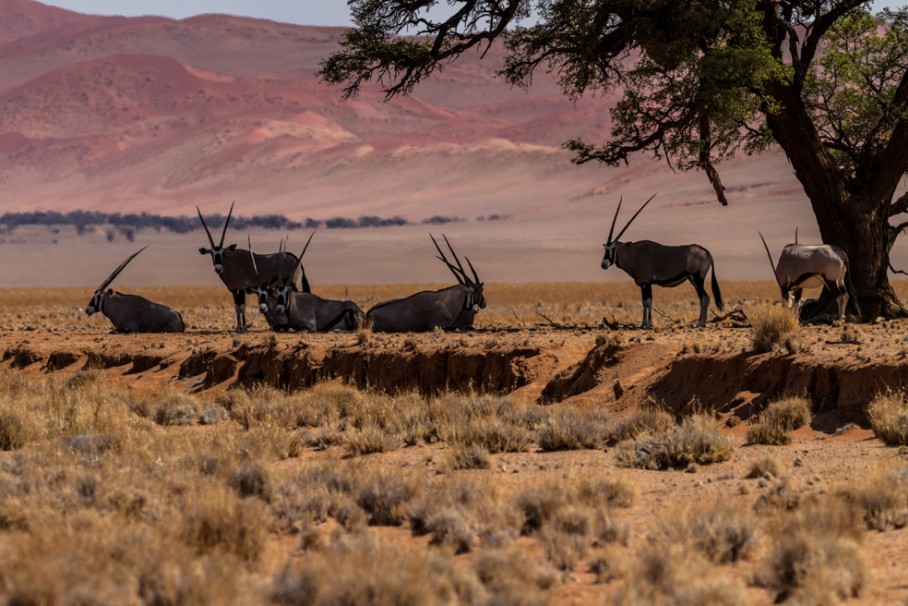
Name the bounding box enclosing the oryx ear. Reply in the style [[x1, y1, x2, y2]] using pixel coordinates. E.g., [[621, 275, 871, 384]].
[[227, 243, 237, 250], [199, 247, 210, 255]]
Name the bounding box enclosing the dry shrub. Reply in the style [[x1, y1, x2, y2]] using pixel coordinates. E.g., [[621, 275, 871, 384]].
[[755, 497, 867, 603], [868, 390, 908, 446], [65, 368, 100, 389], [153, 393, 200, 426], [577, 476, 638, 509], [537, 408, 607, 451], [611, 543, 748, 605], [179, 484, 270, 563], [763, 397, 812, 430], [608, 407, 674, 444], [589, 545, 627, 584], [451, 417, 531, 453], [746, 456, 781, 480], [836, 467, 908, 531], [615, 414, 735, 470], [353, 468, 421, 526], [344, 423, 399, 455], [516, 482, 570, 535], [751, 303, 800, 353], [473, 546, 556, 603], [746, 421, 791, 446], [272, 535, 483, 606], [447, 444, 491, 470], [749, 397, 812, 445], [410, 477, 523, 549], [654, 502, 757, 564], [0, 407, 33, 451], [228, 462, 271, 501], [754, 477, 801, 513]]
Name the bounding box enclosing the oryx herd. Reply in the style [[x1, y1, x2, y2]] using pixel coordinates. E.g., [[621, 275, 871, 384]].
[[84, 196, 859, 334]]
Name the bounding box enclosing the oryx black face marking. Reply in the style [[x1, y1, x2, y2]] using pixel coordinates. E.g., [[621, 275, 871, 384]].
[[198, 203, 302, 332], [601, 195, 724, 329]]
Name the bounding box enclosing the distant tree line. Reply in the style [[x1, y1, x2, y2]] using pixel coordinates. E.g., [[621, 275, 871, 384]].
[[0, 210, 503, 233]]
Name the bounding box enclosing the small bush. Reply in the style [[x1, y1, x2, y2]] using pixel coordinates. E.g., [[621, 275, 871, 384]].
[[227, 462, 271, 501], [655, 503, 757, 564], [755, 498, 867, 603], [607, 407, 674, 444], [746, 456, 781, 479], [836, 468, 908, 531], [746, 421, 791, 445], [615, 414, 735, 470], [0, 409, 32, 451], [344, 424, 399, 455], [537, 410, 606, 451], [763, 397, 812, 431], [179, 486, 269, 563], [447, 444, 491, 470], [868, 390, 908, 446], [153, 394, 200, 426], [751, 303, 799, 353], [354, 470, 421, 526]]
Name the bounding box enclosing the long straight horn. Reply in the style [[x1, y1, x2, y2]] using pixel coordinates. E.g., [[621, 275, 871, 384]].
[[219, 201, 235, 248], [758, 231, 776, 273], [442, 234, 470, 280], [613, 194, 657, 242], [276, 237, 288, 282], [430, 234, 465, 284], [197, 206, 216, 248], [98, 246, 148, 291], [607, 196, 623, 244], [465, 256, 480, 284], [247, 235, 260, 280], [795, 226, 798, 244], [298, 231, 316, 261]]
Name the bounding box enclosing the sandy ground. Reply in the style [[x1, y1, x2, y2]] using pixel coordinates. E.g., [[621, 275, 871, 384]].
[[2, 284, 908, 604]]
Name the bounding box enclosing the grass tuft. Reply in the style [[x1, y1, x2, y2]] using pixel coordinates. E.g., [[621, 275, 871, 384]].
[[751, 303, 800, 353]]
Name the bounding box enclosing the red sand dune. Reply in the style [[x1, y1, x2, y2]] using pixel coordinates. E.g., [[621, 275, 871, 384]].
[[0, 1, 905, 286]]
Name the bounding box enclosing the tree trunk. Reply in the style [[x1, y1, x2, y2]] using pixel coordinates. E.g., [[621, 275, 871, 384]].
[[804, 193, 905, 320]]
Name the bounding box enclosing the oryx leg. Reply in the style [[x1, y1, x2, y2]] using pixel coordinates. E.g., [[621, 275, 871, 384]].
[[824, 279, 848, 322], [690, 274, 710, 328], [232, 290, 247, 332], [640, 283, 653, 329]]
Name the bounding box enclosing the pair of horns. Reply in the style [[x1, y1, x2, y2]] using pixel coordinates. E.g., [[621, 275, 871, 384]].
[[97, 246, 148, 291], [606, 194, 657, 244], [197, 201, 235, 249], [249, 232, 317, 284], [431, 234, 480, 286]]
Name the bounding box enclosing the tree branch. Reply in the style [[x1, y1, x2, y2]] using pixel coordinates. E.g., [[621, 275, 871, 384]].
[[890, 191, 908, 217]]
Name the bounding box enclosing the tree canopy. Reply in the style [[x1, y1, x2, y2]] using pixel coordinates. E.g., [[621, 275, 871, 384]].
[[320, 0, 908, 317]]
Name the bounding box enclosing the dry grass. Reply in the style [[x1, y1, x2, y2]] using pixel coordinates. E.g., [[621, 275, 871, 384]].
[[615, 414, 736, 470], [868, 389, 908, 446], [747, 397, 812, 446], [751, 303, 800, 353]]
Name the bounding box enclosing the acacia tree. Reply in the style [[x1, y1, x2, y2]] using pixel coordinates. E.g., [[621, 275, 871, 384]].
[[319, 1, 908, 318]]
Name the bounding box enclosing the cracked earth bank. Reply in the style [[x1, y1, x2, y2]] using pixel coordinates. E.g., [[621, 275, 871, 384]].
[[3, 324, 907, 425]]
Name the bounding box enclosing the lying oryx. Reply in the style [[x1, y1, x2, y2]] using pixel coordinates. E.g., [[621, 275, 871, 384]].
[[601, 195, 723, 328], [250, 237, 364, 332], [197, 202, 303, 332], [367, 235, 485, 332], [759, 232, 859, 322], [86, 247, 185, 333]]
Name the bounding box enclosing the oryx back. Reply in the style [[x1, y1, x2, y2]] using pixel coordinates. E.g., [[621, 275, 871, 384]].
[[219, 248, 301, 291], [101, 292, 185, 333], [367, 285, 473, 332], [775, 244, 846, 289], [616, 241, 713, 286]]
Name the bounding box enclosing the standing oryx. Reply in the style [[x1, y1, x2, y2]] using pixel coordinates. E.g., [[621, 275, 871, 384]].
[[367, 235, 486, 332], [197, 202, 303, 332], [85, 247, 185, 333], [759, 232, 859, 322], [601, 195, 723, 328], [249, 235, 363, 332]]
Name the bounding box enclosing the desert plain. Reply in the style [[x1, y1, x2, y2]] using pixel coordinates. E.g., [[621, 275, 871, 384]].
[[2, 278, 908, 605]]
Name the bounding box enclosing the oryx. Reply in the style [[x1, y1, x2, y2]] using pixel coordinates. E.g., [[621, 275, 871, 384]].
[[197, 202, 303, 332], [758, 232, 859, 322], [248, 234, 321, 331], [367, 235, 486, 332], [601, 195, 723, 329], [85, 247, 185, 333]]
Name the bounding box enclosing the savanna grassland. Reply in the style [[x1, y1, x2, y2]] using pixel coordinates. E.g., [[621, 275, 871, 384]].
[[2, 283, 908, 605]]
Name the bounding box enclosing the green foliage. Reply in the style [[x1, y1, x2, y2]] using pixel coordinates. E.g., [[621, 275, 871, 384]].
[[804, 8, 908, 178]]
